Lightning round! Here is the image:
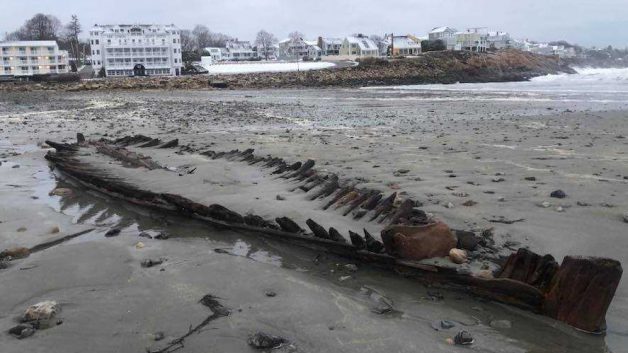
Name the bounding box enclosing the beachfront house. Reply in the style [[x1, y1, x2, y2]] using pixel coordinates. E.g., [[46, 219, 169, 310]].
[[455, 28, 488, 52], [339, 35, 379, 58], [486, 31, 512, 50], [387, 35, 422, 56], [317, 37, 343, 56], [203, 47, 226, 62], [224, 39, 258, 61], [0, 40, 69, 78], [428, 27, 458, 50], [278, 37, 321, 60]]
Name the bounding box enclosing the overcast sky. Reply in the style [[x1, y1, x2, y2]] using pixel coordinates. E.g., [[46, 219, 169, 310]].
[[1, 0, 627, 47]]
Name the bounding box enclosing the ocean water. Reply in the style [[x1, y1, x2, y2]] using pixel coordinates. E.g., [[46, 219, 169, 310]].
[[362, 67, 628, 104]]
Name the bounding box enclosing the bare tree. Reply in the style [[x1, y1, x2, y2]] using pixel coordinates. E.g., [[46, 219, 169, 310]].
[[369, 34, 387, 56], [255, 30, 277, 60], [192, 25, 211, 49], [289, 31, 304, 44], [179, 29, 195, 52], [19, 13, 62, 40], [65, 15, 82, 63]]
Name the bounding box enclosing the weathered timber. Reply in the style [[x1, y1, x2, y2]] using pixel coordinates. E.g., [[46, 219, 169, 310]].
[[342, 190, 375, 216], [369, 193, 397, 221], [322, 186, 354, 210], [349, 231, 366, 249], [306, 219, 330, 240], [543, 256, 622, 333], [45, 140, 77, 152], [387, 199, 414, 225], [497, 248, 558, 292], [275, 217, 303, 233], [158, 139, 179, 149], [328, 228, 347, 243], [138, 138, 161, 148], [364, 229, 384, 253], [309, 177, 339, 200]]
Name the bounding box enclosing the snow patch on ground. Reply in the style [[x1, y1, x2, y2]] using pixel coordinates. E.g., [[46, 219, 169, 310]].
[[204, 62, 335, 74]]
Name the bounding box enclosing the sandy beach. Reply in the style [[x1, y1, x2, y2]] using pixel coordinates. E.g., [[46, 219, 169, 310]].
[[0, 78, 627, 352]]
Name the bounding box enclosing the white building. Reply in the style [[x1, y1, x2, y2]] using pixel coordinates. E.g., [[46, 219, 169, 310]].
[[278, 37, 321, 60], [0, 41, 69, 77], [317, 37, 343, 56], [224, 40, 258, 61], [89, 24, 183, 77], [388, 35, 422, 56], [486, 31, 512, 50], [339, 36, 379, 58], [428, 27, 458, 50], [203, 47, 226, 61]]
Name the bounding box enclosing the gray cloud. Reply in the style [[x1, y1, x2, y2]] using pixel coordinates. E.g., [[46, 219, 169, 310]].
[[1, 0, 627, 47]]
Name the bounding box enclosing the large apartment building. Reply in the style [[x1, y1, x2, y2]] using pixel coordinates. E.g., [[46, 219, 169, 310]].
[[0, 41, 69, 77], [89, 24, 183, 77]]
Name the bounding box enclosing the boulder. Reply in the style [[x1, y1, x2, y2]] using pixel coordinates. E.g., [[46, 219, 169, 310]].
[[247, 332, 287, 349], [454, 230, 479, 251], [381, 221, 457, 261], [23, 301, 59, 322], [543, 256, 622, 333]]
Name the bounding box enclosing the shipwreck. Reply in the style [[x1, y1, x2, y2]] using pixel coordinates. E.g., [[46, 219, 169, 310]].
[[41, 133, 622, 334]]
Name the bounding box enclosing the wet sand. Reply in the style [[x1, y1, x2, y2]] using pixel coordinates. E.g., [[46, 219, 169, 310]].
[[0, 88, 626, 352]]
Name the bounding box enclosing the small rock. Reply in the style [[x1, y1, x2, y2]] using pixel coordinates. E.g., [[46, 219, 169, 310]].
[[524, 176, 536, 181], [623, 212, 628, 223], [449, 248, 468, 264], [550, 189, 567, 198], [48, 188, 73, 197], [453, 330, 474, 345], [153, 331, 165, 341], [344, 264, 358, 272], [497, 197, 506, 202], [265, 290, 276, 297], [489, 320, 512, 329], [135, 242, 145, 249], [576, 201, 590, 207], [492, 177, 505, 182], [49, 225, 60, 234], [138, 232, 152, 239], [276, 195, 286, 201], [540, 201, 551, 208], [247, 332, 287, 349], [9, 324, 35, 339], [16, 226, 27, 232], [339, 275, 352, 282], [0, 247, 30, 260], [445, 202, 455, 209], [23, 301, 58, 322], [555, 206, 564, 212], [462, 200, 477, 207], [104, 228, 121, 237], [12, 164, 20, 168], [154, 232, 169, 240], [141, 258, 164, 268]]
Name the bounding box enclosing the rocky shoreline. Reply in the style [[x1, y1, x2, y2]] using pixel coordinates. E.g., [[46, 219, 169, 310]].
[[0, 50, 574, 92]]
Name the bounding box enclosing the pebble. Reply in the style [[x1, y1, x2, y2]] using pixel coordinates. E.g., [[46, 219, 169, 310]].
[[623, 212, 628, 223], [490, 320, 512, 329], [104, 228, 121, 237], [445, 202, 455, 209], [462, 200, 477, 207], [344, 264, 358, 272], [276, 194, 286, 201], [453, 330, 474, 345], [265, 290, 277, 297], [540, 201, 551, 208], [555, 206, 564, 212], [449, 248, 468, 264], [550, 189, 567, 198], [247, 332, 287, 349]]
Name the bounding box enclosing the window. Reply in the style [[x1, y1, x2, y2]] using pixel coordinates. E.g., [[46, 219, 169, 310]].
[[96, 40, 99, 45], [91, 40, 94, 45], [96, 50, 100, 55]]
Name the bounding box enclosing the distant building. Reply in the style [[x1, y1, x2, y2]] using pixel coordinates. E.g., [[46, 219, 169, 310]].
[[455, 28, 488, 52], [278, 37, 321, 60], [317, 37, 342, 56], [0, 41, 69, 77], [486, 31, 512, 50], [224, 39, 258, 61], [203, 47, 226, 61], [428, 27, 458, 50], [528, 43, 577, 58], [339, 35, 379, 58], [89, 24, 183, 77], [387, 35, 422, 56]]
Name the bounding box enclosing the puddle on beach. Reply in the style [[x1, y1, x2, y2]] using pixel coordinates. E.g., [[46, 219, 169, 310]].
[[10, 162, 609, 353]]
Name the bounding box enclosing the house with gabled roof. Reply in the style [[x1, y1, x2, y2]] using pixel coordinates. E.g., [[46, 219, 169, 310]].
[[428, 26, 458, 50], [339, 35, 379, 58]]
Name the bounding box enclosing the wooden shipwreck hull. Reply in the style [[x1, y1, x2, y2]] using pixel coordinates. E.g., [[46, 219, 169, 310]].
[[44, 134, 622, 334]]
